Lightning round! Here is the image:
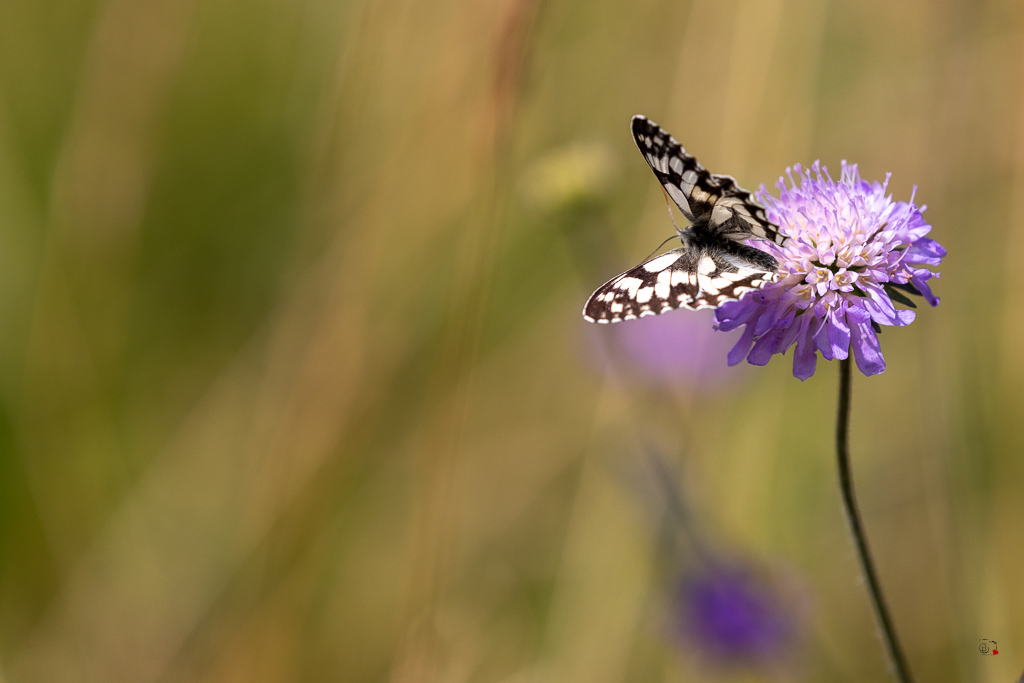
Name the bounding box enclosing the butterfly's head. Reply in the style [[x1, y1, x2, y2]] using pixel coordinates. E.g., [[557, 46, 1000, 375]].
[[675, 225, 691, 245]]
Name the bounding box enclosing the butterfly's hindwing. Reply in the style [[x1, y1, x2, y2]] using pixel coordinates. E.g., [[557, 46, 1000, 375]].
[[582, 242, 778, 324], [693, 247, 778, 308], [583, 248, 699, 323], [710, 179, 787, 246]]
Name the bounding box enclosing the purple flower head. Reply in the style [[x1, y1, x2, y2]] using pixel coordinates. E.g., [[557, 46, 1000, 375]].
[[675, 562, 800, 668], [715, 162, 946, 380]]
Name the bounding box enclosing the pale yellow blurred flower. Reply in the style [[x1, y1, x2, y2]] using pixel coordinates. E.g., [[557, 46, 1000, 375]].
[[520, 141, 620, 213]]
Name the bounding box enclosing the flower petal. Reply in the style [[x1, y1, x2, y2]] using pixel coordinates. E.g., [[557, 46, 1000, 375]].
[[905, 237, 946, 266], [910, 272, 940, 306], [715, 298, 760, 331], [727, 323, 757, 366], [860, 284, 916, 326], [850, 321, 886, 376], [903, 210, 932, 241], [748, 327, 786, 366], [813, 319, 835, 360], [792, 316, 819, 381], [845, 303, 870, 325], [774, 309, 801, 354], [827, 310, 850, 360]]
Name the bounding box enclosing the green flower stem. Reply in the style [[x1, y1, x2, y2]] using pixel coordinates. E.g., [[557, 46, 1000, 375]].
[[836, 358, 913, 682]]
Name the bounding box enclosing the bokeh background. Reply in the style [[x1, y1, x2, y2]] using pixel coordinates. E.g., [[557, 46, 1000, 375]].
[[0, 0, 1021, 681]]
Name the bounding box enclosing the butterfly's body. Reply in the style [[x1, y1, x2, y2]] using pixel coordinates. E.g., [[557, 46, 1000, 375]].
[[680, 222, 781, 273], [583, 116, 788, 324]]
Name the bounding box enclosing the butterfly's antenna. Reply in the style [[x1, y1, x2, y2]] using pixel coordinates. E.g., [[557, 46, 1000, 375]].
[[660, 187, 683, 231], [637, 188, 688, 262], [641, 233, 682, 262], [660, 187, 691, 241]]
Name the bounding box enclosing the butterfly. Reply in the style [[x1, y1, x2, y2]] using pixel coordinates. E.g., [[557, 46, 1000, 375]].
[[582, 115, 788, 324]]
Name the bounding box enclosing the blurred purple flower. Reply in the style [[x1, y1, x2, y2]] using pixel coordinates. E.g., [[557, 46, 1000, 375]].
[[675, 562, 800, 668], [588, 309, 745, 388], [716, 162, 945, 380]]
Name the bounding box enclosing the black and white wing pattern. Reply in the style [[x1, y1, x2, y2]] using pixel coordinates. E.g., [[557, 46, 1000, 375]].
[[582, 246, 777, 323], [582, 115, 788, 324], [630, 115, 787, 246]]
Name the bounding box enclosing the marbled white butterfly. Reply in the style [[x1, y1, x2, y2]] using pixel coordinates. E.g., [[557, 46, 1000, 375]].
[[583, 116, 788, 324]]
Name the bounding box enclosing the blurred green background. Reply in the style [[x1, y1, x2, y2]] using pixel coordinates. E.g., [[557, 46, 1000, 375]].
[[0, 0, 1021, 681]]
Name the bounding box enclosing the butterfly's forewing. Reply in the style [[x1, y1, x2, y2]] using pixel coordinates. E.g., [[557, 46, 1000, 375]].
[[631, 115, 787, 246], [631, 116, 721, 223], [583, 245, 778, 323]]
